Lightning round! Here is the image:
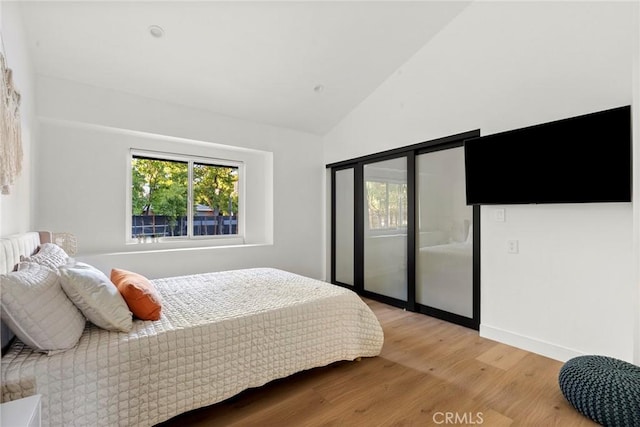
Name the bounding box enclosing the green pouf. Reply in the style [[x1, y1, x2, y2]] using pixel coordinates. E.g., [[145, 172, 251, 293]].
[[559, 355, 640, 426]]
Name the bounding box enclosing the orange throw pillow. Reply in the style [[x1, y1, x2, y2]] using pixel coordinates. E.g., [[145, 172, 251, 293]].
[[110, 268, 162, 321]]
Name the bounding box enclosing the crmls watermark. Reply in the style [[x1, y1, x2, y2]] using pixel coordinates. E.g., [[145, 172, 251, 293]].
[[432, 412, 484, 425]]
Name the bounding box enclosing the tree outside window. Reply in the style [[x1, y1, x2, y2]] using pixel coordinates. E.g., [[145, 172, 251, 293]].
[[131, 154, 239, 239]]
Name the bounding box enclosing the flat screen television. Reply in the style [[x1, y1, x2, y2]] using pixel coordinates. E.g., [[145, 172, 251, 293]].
[[464, 105, 631, 205]]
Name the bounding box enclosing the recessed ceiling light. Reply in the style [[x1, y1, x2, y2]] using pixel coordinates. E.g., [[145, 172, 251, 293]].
[[314, 84, 324, 93], [149, 25, 165, 38]]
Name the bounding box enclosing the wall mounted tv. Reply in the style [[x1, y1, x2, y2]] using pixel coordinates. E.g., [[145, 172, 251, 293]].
[[464, 105, 631, 205]]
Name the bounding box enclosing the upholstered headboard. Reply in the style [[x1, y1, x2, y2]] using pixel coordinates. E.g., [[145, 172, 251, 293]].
[[0, 231, 52, 353]]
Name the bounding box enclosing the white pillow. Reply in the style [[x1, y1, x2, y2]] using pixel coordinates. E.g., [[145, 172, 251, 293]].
[[0, 262, 86, 354], [59, 262, 133, 332], [21, 243, 69, 269]]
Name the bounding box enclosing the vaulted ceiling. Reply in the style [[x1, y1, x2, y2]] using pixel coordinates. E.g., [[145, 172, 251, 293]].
[[19, 1, 471, 135]]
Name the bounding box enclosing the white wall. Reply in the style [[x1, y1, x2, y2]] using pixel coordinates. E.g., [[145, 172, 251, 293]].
[[37, 121, 272, 249], [35, 77, 325, 280], [324, 2, 637, 362], [632, 1, 640, 365], [0, 2, 36, 235]]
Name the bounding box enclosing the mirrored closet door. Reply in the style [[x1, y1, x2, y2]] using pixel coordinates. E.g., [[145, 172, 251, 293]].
[[328, 130, 480, 330], [333, 167, 355, 286], [363, 157, 408, 301], [416, 147, 473, 318]]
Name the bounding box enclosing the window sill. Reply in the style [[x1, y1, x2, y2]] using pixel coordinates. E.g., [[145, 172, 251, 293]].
[[128, 234, 243, 245], [83, 241, 270, 257], [366, 232, 408, 238], [125, 235, 244, 250]]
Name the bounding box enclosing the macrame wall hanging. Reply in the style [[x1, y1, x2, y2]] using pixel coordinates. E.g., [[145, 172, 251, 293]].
[[0, 49, 23, 195]]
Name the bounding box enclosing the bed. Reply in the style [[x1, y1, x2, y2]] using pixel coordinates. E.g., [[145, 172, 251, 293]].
[[0, 232, 384, 426]]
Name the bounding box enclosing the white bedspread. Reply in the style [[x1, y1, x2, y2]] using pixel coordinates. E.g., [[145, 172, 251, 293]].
[[1, 268, 384, 426]]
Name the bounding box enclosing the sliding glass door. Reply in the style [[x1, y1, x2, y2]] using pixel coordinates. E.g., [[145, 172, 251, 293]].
[[416, 148, 473, 318]]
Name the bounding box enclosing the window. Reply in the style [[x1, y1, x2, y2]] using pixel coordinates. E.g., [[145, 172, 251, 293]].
[[130, 151, 241, 241]]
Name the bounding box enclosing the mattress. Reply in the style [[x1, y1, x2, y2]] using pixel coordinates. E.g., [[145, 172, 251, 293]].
[[1, 267, 384, 426]]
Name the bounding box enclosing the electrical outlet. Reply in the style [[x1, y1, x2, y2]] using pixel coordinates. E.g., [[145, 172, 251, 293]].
[[507, 240, 519, 254]]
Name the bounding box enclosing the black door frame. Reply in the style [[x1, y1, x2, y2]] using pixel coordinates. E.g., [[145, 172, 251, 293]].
[[328, 130, 481, 330]]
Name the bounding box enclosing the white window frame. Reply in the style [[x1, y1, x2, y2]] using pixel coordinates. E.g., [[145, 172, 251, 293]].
[[126, 149, 245, 244]]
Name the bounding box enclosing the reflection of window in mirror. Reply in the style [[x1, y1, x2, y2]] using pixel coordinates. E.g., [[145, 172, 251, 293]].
[[365, 181, 407, 231]]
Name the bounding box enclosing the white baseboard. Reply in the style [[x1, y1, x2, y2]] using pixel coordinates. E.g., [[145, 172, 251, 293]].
[[480, 324, 584, 363]]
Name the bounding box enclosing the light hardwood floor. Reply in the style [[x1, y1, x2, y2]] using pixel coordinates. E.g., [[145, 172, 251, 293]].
[[158, 298, 595, 426]]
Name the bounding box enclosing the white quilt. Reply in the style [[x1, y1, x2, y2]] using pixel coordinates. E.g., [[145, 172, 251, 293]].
[[1, 268, 384, 426]]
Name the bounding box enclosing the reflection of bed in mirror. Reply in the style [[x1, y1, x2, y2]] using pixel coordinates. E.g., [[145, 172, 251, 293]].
[[416, 237, 472, 318], [363, 234, 407, 301]]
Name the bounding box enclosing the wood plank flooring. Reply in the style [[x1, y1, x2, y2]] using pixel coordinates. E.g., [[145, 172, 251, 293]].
[[157, 298, 595, 426]]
